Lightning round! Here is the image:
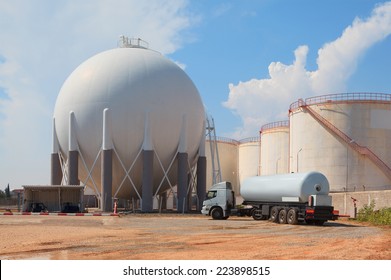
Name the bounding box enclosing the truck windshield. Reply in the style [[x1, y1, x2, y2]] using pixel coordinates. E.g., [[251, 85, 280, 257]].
[[206, 191, 217, 199]]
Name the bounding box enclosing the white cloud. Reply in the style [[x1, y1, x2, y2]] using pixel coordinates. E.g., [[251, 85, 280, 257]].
[[0, 0, 197, 188], [223, 1, 391, 139]]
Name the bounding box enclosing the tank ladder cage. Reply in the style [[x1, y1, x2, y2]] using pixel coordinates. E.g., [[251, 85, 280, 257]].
[[299, 100, 391, 182], [118, 36, 149, 49], [206, 115, 222, 184]]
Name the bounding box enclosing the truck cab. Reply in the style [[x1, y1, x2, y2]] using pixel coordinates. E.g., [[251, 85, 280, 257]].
[[201, 182, 234, 219]]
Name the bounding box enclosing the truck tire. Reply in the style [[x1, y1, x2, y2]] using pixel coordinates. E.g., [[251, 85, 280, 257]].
[[278, 208, 288, 224], [270, 207, 279, 223], [211, 207, 224, 220], [287, 208, 298, 225], [251, 208, 264, 221]]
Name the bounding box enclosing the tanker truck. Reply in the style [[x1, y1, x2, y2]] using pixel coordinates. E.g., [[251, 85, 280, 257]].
[[201, 172, 339, 225]]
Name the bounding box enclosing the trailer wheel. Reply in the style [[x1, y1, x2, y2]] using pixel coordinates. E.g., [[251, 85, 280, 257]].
[[278, 208, 288, 224], [270, 207, 279, 223], [211, 207, 224, 220], [287, 208, 298, 225], [251, 208, 264, 221]]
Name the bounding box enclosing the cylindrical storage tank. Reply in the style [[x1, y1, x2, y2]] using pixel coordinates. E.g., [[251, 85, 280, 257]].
[[238, 137, 261, 185], [240, 172, 330, 203], [289, 93, 391, 192], [260, 121, 289, 175], [205, 137, 239, 193], [53, 43, 205, 199]]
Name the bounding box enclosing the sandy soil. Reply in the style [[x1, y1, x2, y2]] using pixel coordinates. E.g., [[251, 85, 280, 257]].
[[0, 214, 390, 260]]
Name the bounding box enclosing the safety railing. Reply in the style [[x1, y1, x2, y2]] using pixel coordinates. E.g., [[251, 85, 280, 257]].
[[239, 136, 261, 144], [290, 92, 391, 112], [205, 136, 240, 145], [260, 120, 290, 133]]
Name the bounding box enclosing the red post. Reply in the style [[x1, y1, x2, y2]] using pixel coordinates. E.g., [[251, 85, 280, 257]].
[[114, 200, 118, 214]]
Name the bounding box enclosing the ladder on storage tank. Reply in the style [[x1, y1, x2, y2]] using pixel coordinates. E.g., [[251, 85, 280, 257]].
[[298, 99, 391, 181], [206, 116, 222, 185]]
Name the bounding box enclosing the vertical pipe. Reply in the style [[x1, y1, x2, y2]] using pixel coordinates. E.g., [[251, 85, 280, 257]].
[[177, 152, 188, 213], [51, 117, 62, 185], [101, 108, 113, 212], [68, 112, 79, 185]]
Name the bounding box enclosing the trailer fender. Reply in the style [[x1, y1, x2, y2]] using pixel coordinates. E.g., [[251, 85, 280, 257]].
[[262, 205, 270, 216]]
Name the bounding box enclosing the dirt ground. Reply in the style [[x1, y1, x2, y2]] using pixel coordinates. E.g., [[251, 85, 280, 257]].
[[0, 214, 390, 260]]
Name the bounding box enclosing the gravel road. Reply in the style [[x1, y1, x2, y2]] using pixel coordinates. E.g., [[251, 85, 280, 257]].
[[0, 214, 390, 260]]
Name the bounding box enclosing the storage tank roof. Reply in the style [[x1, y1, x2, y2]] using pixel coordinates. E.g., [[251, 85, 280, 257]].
[[260, 120, 289, 133], [290, 92, 391, 112]]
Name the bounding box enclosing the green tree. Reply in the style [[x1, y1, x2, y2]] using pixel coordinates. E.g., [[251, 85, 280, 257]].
[[5, 184, 11, 199]]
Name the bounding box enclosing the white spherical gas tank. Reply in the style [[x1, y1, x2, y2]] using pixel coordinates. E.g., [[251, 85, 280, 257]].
[[54, 46, 205, 198]]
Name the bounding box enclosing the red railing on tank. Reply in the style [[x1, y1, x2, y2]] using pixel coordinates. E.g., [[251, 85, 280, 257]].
[[289, 92, 391, 112], [260, 120, 290, 133], [239, 136, 261, 144]]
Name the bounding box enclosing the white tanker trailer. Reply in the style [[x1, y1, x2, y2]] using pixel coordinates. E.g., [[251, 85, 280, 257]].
[[201, 172, 339, 225]]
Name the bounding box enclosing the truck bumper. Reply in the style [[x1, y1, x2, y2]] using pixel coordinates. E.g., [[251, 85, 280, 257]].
[[201, 205, 209, 216]]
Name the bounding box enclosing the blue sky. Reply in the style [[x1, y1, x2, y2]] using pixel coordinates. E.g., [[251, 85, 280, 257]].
[[1, 0, 391, 188]]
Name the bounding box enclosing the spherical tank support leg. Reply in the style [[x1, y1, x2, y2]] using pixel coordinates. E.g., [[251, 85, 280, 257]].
[[101, 149, 113, 212], [142, 150, 154, 212], [177, 152, 188, 213], [196, 156, 206, 211], [51, 153, 62, 185], [68, 150, 79, 185]]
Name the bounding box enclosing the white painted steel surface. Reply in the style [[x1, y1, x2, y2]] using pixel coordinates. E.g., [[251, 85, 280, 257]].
[[54, 47, 204, 198], [238, 137, 260, 185], [205, 138, 239, 193], [240, 172, 330, 203], [289, 94, 391, 191], [260, 121, 289, 175]]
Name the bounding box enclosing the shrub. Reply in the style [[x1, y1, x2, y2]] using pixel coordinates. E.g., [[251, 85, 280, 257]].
[[357, 200, 391, 225]]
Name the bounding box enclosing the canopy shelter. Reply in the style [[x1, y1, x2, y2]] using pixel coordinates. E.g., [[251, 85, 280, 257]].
[[23, 185, 84, 213]]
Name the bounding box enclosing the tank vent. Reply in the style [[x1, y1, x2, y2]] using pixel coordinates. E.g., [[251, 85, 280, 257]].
[[118, 36, 149, 49]]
